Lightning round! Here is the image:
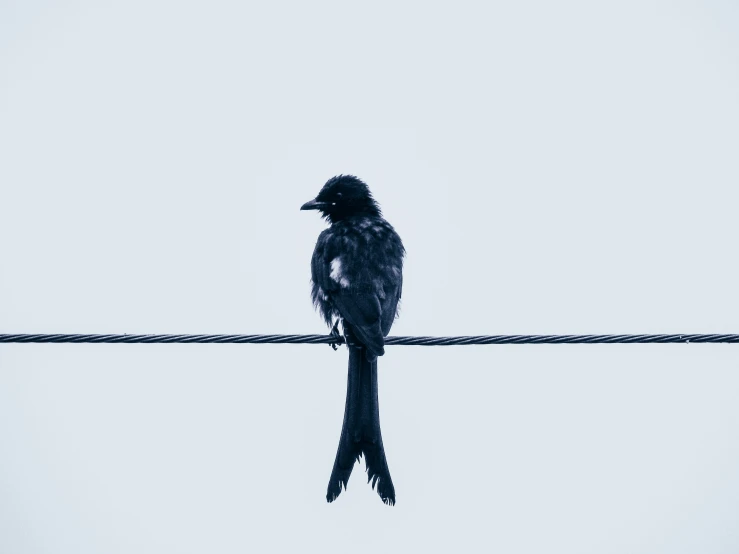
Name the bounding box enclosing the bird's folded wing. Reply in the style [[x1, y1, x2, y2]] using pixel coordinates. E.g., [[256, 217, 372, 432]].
[[311, 247, 335, 293], [332, 290, 385, 356]]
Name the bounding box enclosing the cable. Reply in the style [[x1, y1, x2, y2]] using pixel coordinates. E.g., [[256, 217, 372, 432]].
[[1, 333, 738, 345]]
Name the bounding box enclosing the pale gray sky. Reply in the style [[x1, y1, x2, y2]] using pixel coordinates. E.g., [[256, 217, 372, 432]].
[[1, 1, 739, 552]]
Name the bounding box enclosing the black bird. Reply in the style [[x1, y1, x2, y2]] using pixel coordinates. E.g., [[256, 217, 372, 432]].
[[301, 175, 405, 505]]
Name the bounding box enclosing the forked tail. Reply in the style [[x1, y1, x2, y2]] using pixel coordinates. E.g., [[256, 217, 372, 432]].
[[326, 344, 395, 505]]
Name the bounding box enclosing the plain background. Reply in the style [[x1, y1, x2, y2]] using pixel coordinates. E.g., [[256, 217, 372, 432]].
[[1, 1, 738, 552]]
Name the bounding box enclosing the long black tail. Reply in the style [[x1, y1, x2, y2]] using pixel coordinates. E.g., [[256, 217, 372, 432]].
[[326, 343, 395, 505]]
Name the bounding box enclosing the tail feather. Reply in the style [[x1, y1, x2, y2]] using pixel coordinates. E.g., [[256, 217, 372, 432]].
[[326, 342, 395, 505]]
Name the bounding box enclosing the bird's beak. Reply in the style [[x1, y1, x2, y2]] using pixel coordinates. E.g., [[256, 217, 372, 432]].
[[300, 199, 328, 211]]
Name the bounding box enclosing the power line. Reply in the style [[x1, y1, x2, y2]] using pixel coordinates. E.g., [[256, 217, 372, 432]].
[[1, 333, 738, 345]]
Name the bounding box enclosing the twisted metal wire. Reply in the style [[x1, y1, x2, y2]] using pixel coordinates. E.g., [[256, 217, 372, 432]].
[[1, 333, 738, 345]]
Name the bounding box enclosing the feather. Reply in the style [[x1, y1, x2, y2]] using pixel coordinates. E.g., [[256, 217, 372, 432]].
[[304, 175, 404, 505]]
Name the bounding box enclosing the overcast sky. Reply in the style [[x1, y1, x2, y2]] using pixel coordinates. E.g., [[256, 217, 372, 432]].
[[1, 1, 739, 552]]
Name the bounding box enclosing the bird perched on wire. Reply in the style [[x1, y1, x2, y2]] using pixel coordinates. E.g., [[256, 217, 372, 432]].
[[301, 175, 405, 505]]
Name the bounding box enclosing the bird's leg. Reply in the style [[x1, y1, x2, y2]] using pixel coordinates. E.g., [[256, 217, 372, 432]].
[[328, 319, 342, 351]]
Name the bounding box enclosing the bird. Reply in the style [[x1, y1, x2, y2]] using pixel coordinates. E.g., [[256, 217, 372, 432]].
[[301, 175, 405, 505]]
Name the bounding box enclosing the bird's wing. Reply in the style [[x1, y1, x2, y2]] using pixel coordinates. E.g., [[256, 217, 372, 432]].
[[311, 254, 328, 293], [310, 231, 341, 325], [332, 289, 386, 357], [311, 232, 335, 293], [380, 282, 401, 337]]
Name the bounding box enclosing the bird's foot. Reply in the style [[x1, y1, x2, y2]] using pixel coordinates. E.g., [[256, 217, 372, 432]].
[[328, 320, 342, 351]]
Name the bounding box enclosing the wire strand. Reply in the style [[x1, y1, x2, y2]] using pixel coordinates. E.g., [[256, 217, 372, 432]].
[[1, 333, 738, 345]]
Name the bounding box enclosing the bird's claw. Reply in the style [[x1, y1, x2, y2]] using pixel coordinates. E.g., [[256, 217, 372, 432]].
[[328, 320, 342, 351]]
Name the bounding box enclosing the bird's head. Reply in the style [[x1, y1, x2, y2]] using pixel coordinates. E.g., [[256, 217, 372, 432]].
[[300, 175, 381, 223]]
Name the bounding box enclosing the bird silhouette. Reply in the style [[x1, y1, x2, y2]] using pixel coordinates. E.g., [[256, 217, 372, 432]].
[[301, 175, 405, 505]]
